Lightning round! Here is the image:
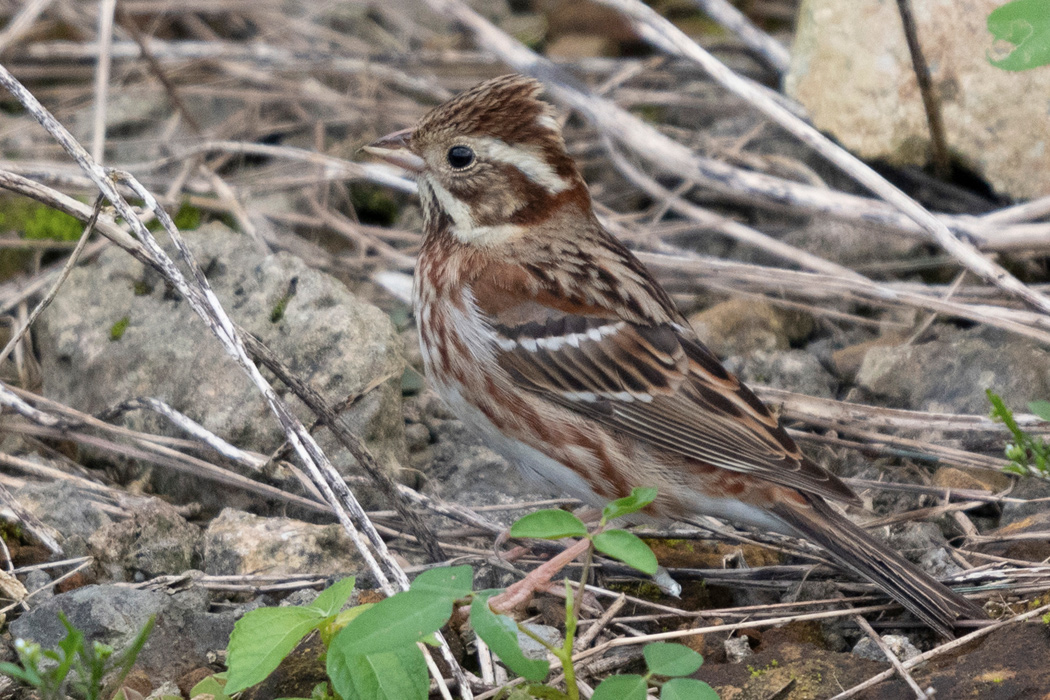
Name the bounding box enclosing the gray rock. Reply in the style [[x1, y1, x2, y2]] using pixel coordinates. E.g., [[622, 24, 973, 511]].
[[9, 584, 234, 681], [1000, 478, 1050, 527], [726, 349, 838, 398], [36, 223, 407, 509], [89, 498, 201, 582], [884, 521, 962, 577], [787, 0, 1050, 199], [202, 508, 364, 576], [23, 570, 54, 604], [852, 634, 920, 663], [15, 480, 111, 557], [725, 636, 753, 663], [516, 624, 561, 661], [145, 681, 182, 699], [856, 328, 1050, 414]]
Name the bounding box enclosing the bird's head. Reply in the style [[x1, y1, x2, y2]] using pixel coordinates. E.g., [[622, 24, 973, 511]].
[[363, 75, 591, 246]]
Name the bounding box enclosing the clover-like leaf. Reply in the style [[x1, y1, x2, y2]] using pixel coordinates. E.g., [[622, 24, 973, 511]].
[[602, 487, 658, 522], [661, 677, 720, 700], [510, 509, 587, 540], [1029, 400, 1050, 422], [593, 529, 658, 575], [643, 642, 703, 677], [591, 674, 648, 700], [988, 0, 1050, 71]]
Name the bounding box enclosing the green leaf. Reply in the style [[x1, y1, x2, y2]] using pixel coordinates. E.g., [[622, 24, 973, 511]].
[[470, 593, 549, 681], [1029, 400, 1050, 422], [602, 487, 658, 522], [0, 662, 39, 685], [308, 577, 356, 618], [410, 565, 473, 600], [592, 674, 648, 700], [593, 529, 658, 575], [661, 678, 720, 700], [643, 643, 703, 677], [510, 510, 587, 540], [327, 643, 428, 700], [988, 0, 1050, 71], [225, 607, 323, 693], [330, 590, 453, 657], [190, 674, 233, 700]]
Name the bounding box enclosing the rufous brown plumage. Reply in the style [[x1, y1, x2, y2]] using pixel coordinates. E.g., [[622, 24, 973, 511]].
[[364, 74, 983, 638]]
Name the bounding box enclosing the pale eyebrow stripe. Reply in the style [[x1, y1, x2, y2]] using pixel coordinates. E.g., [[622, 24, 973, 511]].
[[474, 136, 570, 195]]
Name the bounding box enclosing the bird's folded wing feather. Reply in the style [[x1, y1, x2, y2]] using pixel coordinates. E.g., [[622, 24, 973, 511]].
[[487, 303, 858, 504]]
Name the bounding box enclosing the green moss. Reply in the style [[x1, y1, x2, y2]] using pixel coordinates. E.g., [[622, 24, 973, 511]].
[[109, 316, 130, 341], [0, 197, 83, 241], [270, 279, 299, 323], [748, 660, 779, 677], [173, 202, 203, 230], [270, 296, 290, 323]]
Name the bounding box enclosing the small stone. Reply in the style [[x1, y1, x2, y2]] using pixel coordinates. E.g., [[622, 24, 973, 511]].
[[831, 332, 909, 381], [516, 623, 561, 661], [979, 511, 1050, 562], [203, 508, 364, 577], [727, 349, 838, 398], [145, 681, 181, 699], [1001, 478, 1050, 526], [885, 522, 962, 576], [932, 466, 1011, 494], [856, 328, 1050, 414], [89, 497, 201, 581], [23, 570, 53, 604], [725, 636, 753, 663], [689, 299, 813, 358], [852, 634, 920, 663]]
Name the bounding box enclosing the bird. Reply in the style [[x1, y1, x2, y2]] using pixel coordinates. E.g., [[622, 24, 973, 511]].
[[363, 74, 983, 638]]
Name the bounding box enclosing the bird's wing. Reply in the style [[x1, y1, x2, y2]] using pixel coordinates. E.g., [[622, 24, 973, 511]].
[[476, 268, 858, 505]]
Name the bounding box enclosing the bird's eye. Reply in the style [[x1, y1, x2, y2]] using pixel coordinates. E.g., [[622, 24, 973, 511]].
[[447, 145, 475, 169]]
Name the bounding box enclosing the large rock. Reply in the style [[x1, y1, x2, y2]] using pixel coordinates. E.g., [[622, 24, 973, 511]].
[[856, 327, 1050, 414], [10, 584, 234, 681], [15, 479, 111, 558], [786, 0, 1050, 199], [37, 223, 407, 509], [202, 508, 364, 576], [89, 498, 201, 582]]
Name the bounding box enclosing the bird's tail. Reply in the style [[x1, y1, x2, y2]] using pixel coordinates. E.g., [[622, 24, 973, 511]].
[[772, 497, 984, 639]]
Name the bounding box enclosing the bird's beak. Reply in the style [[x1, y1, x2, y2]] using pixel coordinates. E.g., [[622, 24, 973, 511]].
[[361, 128, 425, 173]]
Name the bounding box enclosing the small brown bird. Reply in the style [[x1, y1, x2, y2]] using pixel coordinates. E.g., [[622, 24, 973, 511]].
[[365, 74, 982, 637]]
